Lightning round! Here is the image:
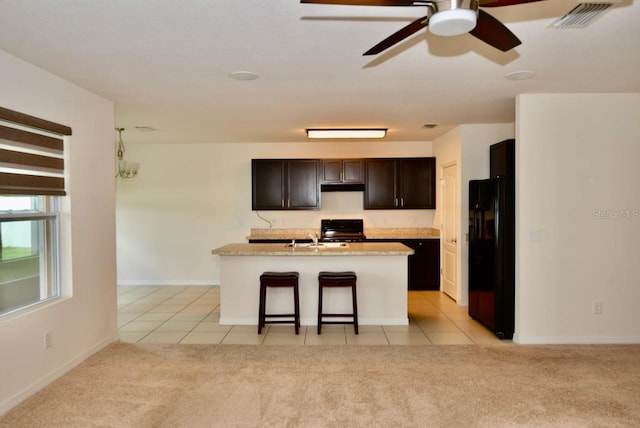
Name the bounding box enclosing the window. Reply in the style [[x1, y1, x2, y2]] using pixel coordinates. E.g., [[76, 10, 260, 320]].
[[0, 106, 71, 316], [0, 196, 60, 315]]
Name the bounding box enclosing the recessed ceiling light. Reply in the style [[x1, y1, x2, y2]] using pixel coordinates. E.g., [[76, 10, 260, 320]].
[[422, 123, 439, 129], [228, 71, 259, 81], [505, 70, 536, 81]]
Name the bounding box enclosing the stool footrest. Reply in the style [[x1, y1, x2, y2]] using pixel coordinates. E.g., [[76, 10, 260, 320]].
[[321, 321, 356, 325], [320, 314, 355, 317], [264, 320, 298, 325]]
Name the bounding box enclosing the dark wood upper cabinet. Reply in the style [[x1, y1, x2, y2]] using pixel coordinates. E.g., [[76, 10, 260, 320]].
[[363, 159, 396, 209], [252, 159, 285, 210], [252, 159, 320, 210], [321, 159, 364, 184], [364, 157, 435, 209], [287, 159, 320, 209], [490, 139, 515, 178], [399, 158, 435, 209], [252, 156, 434, 210]]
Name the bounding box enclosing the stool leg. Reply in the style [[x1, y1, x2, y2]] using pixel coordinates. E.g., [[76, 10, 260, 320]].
[[293, 283, 300, 335], [352, 283, 358, 335], [258, 282, 266, 334], [317, 284, 323, 334]]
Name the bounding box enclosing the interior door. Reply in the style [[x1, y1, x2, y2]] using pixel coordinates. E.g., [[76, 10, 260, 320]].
[[441, 163, 457, 300]]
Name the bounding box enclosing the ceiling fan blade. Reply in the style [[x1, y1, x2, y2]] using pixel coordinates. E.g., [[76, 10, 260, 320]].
[[469, 9, 521, 52], [479, 0, 545, 7], [363, 15, 429, 55], [301, 0, 416, 6]]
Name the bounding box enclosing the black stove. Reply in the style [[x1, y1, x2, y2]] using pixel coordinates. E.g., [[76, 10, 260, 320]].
[[320, 219, 366, 242]]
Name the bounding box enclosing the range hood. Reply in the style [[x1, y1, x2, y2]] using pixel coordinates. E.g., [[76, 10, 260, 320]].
[[320, 183, 365, 192]]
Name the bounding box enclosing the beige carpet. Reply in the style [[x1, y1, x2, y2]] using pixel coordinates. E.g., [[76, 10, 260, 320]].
[[2, 343, 640, 427]]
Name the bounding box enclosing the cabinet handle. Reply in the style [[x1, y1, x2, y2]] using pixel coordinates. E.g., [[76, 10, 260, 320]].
[[401, 198, 404, 207], [281, 199, 285, 208]]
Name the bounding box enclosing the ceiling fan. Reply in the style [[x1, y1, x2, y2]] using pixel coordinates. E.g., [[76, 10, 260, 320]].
[[300, 0, 546, 55]]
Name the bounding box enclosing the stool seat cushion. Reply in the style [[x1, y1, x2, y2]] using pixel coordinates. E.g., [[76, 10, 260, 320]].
[[261, 272, 299, 279], [318, 271, 356, 281]]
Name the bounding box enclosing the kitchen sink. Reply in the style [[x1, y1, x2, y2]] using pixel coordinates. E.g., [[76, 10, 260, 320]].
[[285, 242, 349, 249]]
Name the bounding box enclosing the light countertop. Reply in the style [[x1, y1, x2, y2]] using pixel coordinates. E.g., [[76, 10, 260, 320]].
[[247, 227, 439, 241], [212, 242, 414, 256]]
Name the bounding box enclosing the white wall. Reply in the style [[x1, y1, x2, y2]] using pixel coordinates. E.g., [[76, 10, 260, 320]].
[[116, 141, 434, 285], [516, 93, 640, 344], [0, 50, 117, 413], [433, 124, 515, 305]]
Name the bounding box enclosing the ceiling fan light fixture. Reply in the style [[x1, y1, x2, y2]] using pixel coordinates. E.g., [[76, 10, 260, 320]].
[[429, 9, 478, 36], [306, 129, 387, 139]]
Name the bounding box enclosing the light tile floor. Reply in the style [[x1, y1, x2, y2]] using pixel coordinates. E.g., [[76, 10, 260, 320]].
[[118, 286, 508, 345]]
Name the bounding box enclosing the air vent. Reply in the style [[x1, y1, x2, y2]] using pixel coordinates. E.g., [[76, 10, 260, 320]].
[[549, 3, 614, 29]]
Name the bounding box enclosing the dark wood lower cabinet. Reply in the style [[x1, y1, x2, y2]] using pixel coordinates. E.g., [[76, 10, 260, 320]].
[[403, 239, 440, 291], [367, 238, 440, 290]]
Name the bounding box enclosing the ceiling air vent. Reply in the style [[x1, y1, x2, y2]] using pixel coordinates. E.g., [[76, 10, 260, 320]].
[[549, 3, 614, 29]]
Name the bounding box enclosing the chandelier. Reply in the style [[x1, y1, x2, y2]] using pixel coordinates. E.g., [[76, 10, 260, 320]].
[[115, 127, 139, 179]]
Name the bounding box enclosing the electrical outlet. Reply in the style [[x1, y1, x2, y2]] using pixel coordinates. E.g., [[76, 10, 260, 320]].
[[44, 332, 52, 349], [592, 301, 603, 315]]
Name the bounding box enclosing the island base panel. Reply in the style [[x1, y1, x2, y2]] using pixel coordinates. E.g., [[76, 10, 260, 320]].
[[219, 255, 408, 326]]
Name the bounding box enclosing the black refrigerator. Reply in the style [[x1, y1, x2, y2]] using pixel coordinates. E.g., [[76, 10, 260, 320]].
[[468, 141, 515, 339]]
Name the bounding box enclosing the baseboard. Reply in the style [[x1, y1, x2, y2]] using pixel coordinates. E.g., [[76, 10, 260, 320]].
[[117, 280, 220, 286], [0, 334, 118, 416], [514, 334, 640, 345]]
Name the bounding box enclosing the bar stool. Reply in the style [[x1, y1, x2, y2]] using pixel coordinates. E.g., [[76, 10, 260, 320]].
[[317, 271, 358, 334], [258, 272, 300, 334]]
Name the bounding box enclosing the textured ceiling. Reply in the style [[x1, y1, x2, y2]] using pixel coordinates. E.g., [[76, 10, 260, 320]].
[[0, 0, 638, 144]]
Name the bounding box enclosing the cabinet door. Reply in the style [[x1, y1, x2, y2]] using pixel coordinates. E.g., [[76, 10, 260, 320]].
[[252, 159, 285, 210], [423, 239, 441, 290], [322, 159, 363, 184], [287, 159, 320, 209], [490, 139, 515, 178], [364, 159, 396, 209], [399, 158, 435, 209], [342, 159, 364, 183], [404, 240, 440, 291], [321, 160, 342, 183]]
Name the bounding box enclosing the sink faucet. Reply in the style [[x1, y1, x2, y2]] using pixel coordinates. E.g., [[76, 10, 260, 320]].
[[308, 232, 318, 246]]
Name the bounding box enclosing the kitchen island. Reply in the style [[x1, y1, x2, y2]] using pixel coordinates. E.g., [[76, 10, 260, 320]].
[[212, 242, 413, 326]]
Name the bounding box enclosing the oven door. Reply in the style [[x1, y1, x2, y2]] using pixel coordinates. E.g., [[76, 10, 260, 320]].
[[320, 219, 364, 241]]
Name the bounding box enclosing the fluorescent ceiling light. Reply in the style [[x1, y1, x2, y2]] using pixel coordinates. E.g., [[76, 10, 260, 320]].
[[306, 129, 387, 139]]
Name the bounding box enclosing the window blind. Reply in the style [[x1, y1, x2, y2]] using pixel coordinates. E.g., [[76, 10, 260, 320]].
[[0, 107, 72, 196]]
